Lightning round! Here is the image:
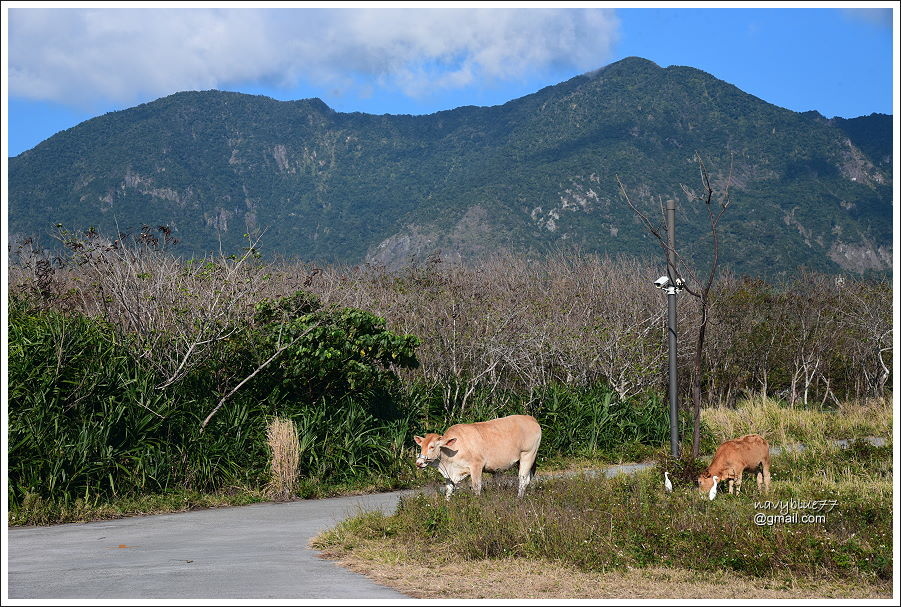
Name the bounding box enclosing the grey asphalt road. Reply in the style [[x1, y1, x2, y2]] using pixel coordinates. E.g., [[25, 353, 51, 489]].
[[7, 490, 416, 600]]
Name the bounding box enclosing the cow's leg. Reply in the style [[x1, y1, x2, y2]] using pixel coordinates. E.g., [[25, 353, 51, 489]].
[[756, 470, 763, 492], [724, 467, 741, 494], [762, 458, 772, 494], [469, 463, 484, 496], [733, 466, 745, 494], [517, 450, 539, 498], [444, 468, 469, 500]]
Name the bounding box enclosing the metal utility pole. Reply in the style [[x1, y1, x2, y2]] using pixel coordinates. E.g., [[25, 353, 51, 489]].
[[665, 199, 680, 458]]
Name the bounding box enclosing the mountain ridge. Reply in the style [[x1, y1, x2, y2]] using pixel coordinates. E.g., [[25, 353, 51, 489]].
[[9, 56, 892, 277]]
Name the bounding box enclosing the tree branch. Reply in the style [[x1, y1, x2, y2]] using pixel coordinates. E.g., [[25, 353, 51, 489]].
[[199, 321, 319, 433]]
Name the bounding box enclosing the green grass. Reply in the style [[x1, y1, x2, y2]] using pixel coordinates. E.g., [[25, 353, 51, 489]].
[[314, 442, 893, 584], [540, 441, 660, 471], [8, 489, 269, 526], [7, 474, 438, 527]]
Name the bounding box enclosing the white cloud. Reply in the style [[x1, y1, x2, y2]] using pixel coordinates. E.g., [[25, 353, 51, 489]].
[[841, 7, 893, 27], [8, 7, 620, 109]]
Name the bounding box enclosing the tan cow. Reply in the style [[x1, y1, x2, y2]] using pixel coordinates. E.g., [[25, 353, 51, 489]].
[[698, 434, 771, 498], [413, 414, 542, 499]]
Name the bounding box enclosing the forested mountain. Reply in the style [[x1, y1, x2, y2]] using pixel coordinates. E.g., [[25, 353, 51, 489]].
[[8, 57, 893, 277]]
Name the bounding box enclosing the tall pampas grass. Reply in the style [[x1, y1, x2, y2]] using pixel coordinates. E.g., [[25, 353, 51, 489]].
[[266, 417, 300, 500], [701, 393, 893, 447]]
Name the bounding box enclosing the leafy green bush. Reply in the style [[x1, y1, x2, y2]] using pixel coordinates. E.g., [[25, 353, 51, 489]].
[[402, 381, 695, 465], [222, 290, 420, 412], [7, 291, 427, 516], [536, 385, 672, 456], [8, 296, 179, 504]]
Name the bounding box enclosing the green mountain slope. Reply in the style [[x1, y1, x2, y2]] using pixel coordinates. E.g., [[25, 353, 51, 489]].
[[9, 57, 892, 277], [830, 113, 893, 169]]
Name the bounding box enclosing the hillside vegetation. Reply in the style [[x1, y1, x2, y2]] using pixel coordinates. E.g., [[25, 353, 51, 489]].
[[9, 57, 892, 278]]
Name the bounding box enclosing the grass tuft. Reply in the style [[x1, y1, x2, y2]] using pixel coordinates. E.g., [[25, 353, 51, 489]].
[[8, 489, 268, 526], [265, 417, 300, 501]]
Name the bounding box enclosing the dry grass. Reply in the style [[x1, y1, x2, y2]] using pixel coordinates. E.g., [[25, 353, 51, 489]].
[[316, 538, 892, 599], [265, 417, 300, 501], [701, 393, 893, 446]]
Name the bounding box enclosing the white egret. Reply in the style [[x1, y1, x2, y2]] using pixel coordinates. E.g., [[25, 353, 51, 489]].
[[664, 471, 673, 493], [708, 475, 719, 501]]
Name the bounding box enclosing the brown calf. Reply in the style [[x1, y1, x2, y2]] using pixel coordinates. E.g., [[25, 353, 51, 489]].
[[698, 434, 771, 498]]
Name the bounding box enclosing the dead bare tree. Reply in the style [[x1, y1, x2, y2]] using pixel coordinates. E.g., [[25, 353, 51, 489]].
[[617, 151, 734, 457], [545, 254, 666, 400], [52, 226, 271, 391], [834, 276, 892, 399]]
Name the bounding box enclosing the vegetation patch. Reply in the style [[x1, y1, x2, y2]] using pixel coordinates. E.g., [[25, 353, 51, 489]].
[[8, 489, 268, 527], [320, 547, 890, 600], [702, 394, 893, 445], [7, 235, 891, 526], [313, 443, 892, 598]]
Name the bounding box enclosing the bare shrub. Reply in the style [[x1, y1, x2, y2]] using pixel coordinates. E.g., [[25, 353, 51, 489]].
[[7, 236, 66, 304], [10, 229, 890, 413], [32, 227, 272, 389], [288, 252, 668, 414], [834, 278, 892, 397], [703, 272, 891, 406], [252, 252, 889, 410]]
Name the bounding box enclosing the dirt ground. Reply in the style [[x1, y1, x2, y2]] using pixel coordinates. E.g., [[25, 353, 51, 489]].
[[316, 541, 892, 600]]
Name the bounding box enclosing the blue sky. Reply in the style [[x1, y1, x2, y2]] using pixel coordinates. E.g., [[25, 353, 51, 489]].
[[3, 4, 897, 158]]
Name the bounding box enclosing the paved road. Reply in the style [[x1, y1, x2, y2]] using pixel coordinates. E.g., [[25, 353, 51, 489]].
[[8, 437, 884, 600], [7, 491, 415, 600], [7, 469, 649, 601]]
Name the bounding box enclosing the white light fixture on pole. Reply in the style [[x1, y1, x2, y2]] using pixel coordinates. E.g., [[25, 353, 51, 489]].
[[654, 199, 683, 458]]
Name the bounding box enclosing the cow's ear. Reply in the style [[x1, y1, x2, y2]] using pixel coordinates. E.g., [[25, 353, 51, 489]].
[[414, 435, 424, 445], [443, 437, 457, 448]]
